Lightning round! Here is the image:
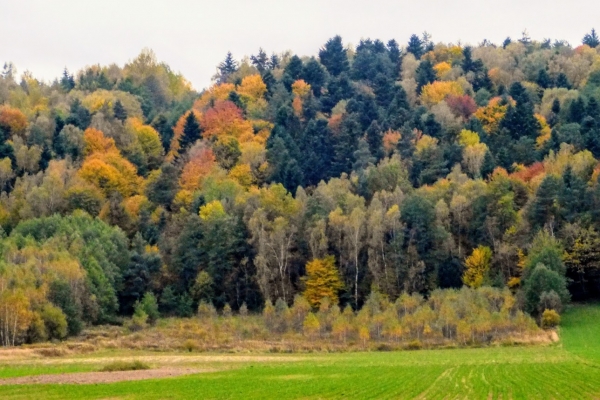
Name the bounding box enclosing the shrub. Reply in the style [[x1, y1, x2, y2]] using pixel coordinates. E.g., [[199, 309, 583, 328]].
[[100, 360, 150, 372], [197, 300, 217, 319], [538, 290, 563, 314], [41, 304, 68, 340], [128, 306, 148, 332], [139, 292, 160, 323], [541, 309, 561, 328]]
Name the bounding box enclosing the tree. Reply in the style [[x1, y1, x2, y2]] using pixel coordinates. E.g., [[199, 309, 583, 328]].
[[303, 256, 343, 309], [113, 100, 128, 122], [522, 264, 570, 313], [583, 28, 600, 48], [217, 52, 238, 83], [406, 34, 424, 59], [463, 246, 492, 288], [319, 36, 349, 77], [415, 61, 436, 93], [179, 111, 201, 153]]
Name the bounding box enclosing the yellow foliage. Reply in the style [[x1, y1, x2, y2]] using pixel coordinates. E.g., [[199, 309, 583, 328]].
[[237, 75, 267, 102], [535, 114, 552, 148], [303, 255, 343, 308], [463, 245, 492, 288], [420, 81, 464, 105], [228, 163, 254, 187], [474, 98, 509, 134], [127, 118, 163, 161], [434, 62, 452, 79], [193, 83, 235, 112], [292, 80, 312, 98], [78, 153, 142, 197], [458, 129, 480, 147], [123, 195, 149, 220], [199, 200, 226, 221], [415, 134, 438, 154]]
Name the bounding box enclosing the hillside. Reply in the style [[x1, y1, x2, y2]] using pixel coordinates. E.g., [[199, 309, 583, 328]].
[[0, 30, 600, 344]]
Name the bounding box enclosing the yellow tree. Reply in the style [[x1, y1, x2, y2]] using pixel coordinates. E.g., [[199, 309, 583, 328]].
[[463, 245, 493, 288], [303, 255, 343, 309]]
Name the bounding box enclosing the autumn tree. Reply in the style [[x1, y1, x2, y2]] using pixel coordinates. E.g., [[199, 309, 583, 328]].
[[463, 245, 492, 288], [303, 256, 343, 309]]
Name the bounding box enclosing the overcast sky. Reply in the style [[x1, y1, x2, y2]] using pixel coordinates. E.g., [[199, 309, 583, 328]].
[[1, 0, 598, 91]]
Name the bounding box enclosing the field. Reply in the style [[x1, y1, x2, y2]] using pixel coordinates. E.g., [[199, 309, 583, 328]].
[[0, 305, 599, 399]]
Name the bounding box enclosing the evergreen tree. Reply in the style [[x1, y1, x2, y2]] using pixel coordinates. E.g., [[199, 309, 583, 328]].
[[318, 35, 349, 77], [528, 175, 561, 230], [60, 68, 75, 91], [365, 120, 384, 161], [583, 28, 600, 48], [406, 34, 424, 58], [480, 151, 496, 178], [559, 165, 588, 223], [556, 73, 571, 89], [536, 69, 553, 89], [300, 119, 334, 186], [416, 60, 436, 92], [387, 39, 402, 77], [113, 99, 128, 122], [331, 113, 362, 177], [569, 97, 586, 124], [179, 112, 201, 153], [251, 48, 269, 72], [284, 55, 303, 81], [218, 52, 237, 83], [301, 58, 327, 97]]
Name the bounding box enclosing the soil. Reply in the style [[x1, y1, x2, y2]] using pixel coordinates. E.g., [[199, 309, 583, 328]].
[[0, 367, 211, 385]]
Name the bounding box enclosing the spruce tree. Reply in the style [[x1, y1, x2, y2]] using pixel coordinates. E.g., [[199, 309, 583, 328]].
[[218, 52, 238, 83], [113, 99, 128, 122], [583, 28, 600, 48], [365, 120, 384, 161], [318, 35, 349, 77], [556, 73, 571, 89], [179, 112, 201, 153], [406, 34, 424, 58], [300, 119, 333, 186], [416, 60, 436, 92]]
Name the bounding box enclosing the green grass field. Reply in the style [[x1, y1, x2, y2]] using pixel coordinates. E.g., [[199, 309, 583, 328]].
[[1, 304, 599, 399]]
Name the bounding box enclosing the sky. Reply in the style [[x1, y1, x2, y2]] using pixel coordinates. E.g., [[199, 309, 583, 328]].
[[1, 0, 598, 91]]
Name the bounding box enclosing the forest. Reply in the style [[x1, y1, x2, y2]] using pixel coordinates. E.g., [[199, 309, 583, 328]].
[[0, 29, 599, 346]]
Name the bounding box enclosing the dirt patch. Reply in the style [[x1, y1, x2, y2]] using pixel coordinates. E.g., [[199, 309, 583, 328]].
[[0, 367, 212, 385]]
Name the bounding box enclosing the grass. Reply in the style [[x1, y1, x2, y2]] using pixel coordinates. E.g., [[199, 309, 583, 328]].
[[0, 304, 599, 399], [99, 360, 151, 372]]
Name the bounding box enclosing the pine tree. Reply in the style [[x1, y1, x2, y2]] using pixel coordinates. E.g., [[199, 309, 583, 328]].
[[583, 28, 600, 48], [218, 52, 238, 83], [332, 113, 362, 177], [250, 48, 269, 72], [416, 60, 436, 93], [387, 39, 402, 77], [300, 119, 333, 186], [301, 58, 327, 97], [406, 34, 424, 58], [480, 151, 495, 179], [113, 99, 128, 122], [536, 69, 553, 89], [365, 120, 384, 161], [568, 97, 586, 124], [318, 35, 349, 77], [556, 73, 571, 89], [60, 68, 75, 91], [179, 112, 201, 153]]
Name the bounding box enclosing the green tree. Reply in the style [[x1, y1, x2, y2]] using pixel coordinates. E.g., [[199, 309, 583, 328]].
[[319, 36, 349, 77]]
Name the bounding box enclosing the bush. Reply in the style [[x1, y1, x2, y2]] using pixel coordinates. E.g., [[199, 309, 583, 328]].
[[127, 306, 148, 332], [100, 360, 150, 372], [41, 304, 68, 340], [541, 309, 561, 328], [538, 290, 563, 314], [139, 292, 160, 323], [197, 300, 217, 319]]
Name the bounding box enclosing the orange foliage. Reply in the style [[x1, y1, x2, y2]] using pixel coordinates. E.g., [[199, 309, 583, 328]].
[[179, 146, 217, 191], [383, 130, 401, 154], [510, 162, 545, 183], [200, 101, 254, 142], [83, 128, 118, 155], [79, 128, 142, 197], [292, 97, 304, 118], [193, 83, 235, 112], [123, 195, 149, 219], [474, 97, 510, 134], [420, 81, 464, 105], [167, 110, 203, 161], [328, 114, 343, 135], [0, 106, 27, 135]]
